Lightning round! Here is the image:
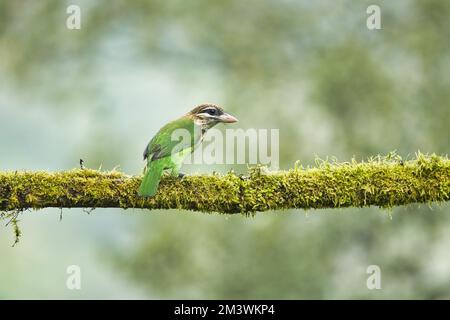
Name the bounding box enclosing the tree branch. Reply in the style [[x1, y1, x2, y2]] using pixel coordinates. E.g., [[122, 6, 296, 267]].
[[0, 154, 448, 215]]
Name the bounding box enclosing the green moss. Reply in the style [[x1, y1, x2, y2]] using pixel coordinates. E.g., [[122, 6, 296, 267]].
[[0, 154, 448, 217]]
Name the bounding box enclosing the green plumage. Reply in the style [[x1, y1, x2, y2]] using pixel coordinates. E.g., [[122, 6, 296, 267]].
[[138, 160, 165, 197], [138, 116, 201, 197], [138, 104, 237, 197]]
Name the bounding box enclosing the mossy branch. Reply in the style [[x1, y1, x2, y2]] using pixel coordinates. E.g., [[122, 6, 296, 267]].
[[0, 154, 449, 215]]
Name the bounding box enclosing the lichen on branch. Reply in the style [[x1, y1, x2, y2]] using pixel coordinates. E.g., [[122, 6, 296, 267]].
[[0, 154, 449, 215]]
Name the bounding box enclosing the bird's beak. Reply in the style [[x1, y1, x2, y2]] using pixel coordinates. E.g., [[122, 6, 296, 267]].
[[219, 112, 238, 123]]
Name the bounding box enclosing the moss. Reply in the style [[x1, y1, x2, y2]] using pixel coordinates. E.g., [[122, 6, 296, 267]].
[[12, 218, 21, 246], [0, 154, 448, 216]]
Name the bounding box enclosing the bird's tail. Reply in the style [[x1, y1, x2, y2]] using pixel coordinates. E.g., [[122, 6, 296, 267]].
[[138, 160, 165, 197]]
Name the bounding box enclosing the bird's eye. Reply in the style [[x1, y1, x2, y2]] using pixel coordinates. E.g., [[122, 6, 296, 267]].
[[206, 109, 217, 115]]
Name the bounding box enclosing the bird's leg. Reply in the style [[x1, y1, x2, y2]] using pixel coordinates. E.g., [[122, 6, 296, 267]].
[[168, 165, 185, 179], [172, 169, 186, 179]]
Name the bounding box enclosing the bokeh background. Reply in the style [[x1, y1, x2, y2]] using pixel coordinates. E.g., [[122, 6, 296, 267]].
[[1, 0, 449, 299]]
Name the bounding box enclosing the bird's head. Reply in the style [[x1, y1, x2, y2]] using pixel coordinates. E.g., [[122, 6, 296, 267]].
[[188, 103, 238, 128]]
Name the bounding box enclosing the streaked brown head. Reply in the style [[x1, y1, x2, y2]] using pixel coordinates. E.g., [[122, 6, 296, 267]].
[[188, 104, 238, 127]]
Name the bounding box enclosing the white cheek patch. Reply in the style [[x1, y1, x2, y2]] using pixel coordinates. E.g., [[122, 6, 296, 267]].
[[196, 113, 219, 122]]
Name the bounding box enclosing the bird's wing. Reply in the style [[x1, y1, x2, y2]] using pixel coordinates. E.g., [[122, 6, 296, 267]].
[[143, 117, 201, 161]]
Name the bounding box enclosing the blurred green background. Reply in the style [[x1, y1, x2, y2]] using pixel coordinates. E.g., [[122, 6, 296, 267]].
[[0, 0, 449, 299]]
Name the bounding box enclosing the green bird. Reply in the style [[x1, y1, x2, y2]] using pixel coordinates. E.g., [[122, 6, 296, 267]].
[[139, 104, 238, 197]]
